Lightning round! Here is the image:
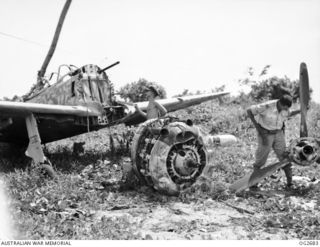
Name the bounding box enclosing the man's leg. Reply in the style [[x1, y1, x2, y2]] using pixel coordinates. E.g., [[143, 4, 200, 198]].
[[282, 164, 292, 187], [273, 131, 292, 186], [253, 132, 273, 170], [249, 132, 273, 190]]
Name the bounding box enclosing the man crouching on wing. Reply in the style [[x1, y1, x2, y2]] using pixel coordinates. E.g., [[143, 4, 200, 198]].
[[247, 94, 296, 189]]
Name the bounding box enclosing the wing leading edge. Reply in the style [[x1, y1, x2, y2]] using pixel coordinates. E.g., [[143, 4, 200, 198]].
[[122, 91, 230, 125], [0, 101, 102, 117]]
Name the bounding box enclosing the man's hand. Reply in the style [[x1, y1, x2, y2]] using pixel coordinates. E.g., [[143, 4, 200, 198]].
[[134, 103, 147, 119], [256, 125, 269, 145], [247, 108, 268, 145], [134, 103, 142, 113], [289, 109, 300, 118], [155, 101, 167, 117], [247, 108, 262, 130], [282, 122, 285, 134], [283, 150, 291, 159]]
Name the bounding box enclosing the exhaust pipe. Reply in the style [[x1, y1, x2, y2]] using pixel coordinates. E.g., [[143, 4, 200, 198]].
[[203, 134, 238, 148]]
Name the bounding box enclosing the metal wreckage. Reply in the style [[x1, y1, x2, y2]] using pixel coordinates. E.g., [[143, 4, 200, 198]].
[[131, 117, 238, 195], [229, 62, 320, 193], [0, 0, 319, 196], [128, 62, 320, 195], [130, 79, 320, 196], [0, 1, 231, 186]]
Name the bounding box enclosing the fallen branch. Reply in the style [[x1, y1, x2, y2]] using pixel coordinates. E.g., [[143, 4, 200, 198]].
[[109, 205, 132, 211], [222, 202, 255, 215]]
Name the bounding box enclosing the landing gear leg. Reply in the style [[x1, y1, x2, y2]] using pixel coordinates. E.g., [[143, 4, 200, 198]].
[[25, 114, 56, 179]]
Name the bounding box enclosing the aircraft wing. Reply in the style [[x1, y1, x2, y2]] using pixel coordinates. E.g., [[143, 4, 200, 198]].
[[0, 100, 102, 118], [0, 92, 228, 144], [0, 100, 105, 145], [121, 91, 230, 125]]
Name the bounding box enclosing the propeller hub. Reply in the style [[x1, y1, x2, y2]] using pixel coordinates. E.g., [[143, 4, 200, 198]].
[[288, 137, 319, 166]]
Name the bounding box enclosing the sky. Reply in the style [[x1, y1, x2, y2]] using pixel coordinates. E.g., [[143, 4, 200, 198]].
[[0, 0, 319, 102]]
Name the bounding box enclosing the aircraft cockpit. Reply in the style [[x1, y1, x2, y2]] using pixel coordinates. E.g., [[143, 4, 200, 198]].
[[69, 64, 115, 106], [29, 63, 116, 107]]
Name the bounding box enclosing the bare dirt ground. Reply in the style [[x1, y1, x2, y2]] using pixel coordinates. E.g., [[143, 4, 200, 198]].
[[95, 199, 249, 240]]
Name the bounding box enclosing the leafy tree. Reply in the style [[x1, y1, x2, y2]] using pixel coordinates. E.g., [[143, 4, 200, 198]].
[[211, 85, 226, 93], [239, 65, 312, 102], [0, 95, 23, 102], [173, 89, 191, 97], [118, 78, 166, 103], [173, 89, 195, 97], [173, 85, 226, 98]]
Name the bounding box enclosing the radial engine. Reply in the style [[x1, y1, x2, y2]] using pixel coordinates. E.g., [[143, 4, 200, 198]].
[[131, 117, 237, 195], [288, 137, 320, 166]]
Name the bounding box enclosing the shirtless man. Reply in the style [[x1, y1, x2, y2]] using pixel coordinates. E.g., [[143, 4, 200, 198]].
[[134, 85, 167, 120], [120, 86, 167, 190]]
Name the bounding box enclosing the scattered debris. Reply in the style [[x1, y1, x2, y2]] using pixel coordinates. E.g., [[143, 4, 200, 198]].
[[222, 201, 255, 215]]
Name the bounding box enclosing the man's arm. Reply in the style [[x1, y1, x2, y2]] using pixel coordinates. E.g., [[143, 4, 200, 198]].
[[288, 109, 300, 118], [155, 101, 167, 117], [289, 102, 311, 118], [134, 104, 147, 119], [247, 108, 260, 129], [247, 108, 268, 136]]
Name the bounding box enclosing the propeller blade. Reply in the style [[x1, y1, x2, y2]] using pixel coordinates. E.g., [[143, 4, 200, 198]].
[[299, 62, 310, 137], [229, 159, 289, 193]]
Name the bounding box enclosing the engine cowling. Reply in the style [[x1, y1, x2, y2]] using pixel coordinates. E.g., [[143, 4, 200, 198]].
[[131, 117, 237, 195]]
